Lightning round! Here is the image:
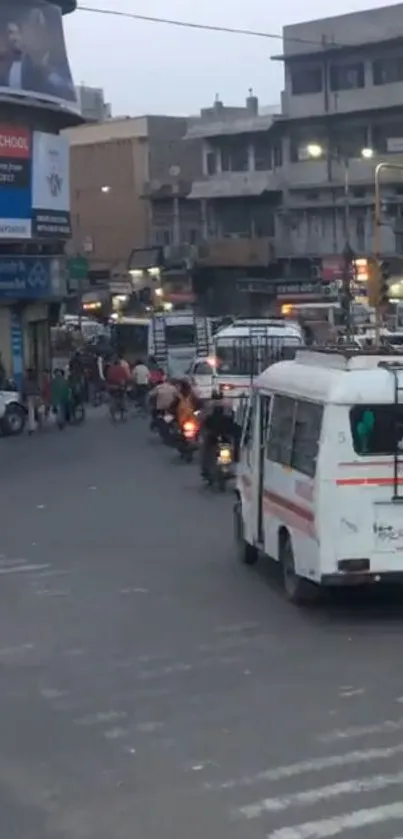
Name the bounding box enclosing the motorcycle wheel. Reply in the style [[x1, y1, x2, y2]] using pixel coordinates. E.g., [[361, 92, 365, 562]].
[[217, 471, 226, 492]]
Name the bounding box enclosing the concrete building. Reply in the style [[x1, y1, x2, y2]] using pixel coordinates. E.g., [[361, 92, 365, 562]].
[[75, 85, 112, 123], [187, 95, 282, 312], [188, 4, 403, 310], [65, 115, 203, 306], [0, 0, 81, 386]]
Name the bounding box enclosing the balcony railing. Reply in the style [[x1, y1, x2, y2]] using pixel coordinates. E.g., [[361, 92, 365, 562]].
[[196, 237, 275, 267]]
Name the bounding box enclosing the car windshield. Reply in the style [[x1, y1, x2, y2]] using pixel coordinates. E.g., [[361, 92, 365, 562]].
[[165, 324, 195, 347], [350, 404, 403, 455], [215, 339, 300, 377]]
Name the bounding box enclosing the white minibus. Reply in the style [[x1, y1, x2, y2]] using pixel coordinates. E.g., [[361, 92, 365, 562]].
[[235, 347, 403, 604]]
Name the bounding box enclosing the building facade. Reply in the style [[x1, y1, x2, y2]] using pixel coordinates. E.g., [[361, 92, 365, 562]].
[[188, 4, 403, 311], [75, 85, 112, 123], [66, 115, 203, 309], [0, 0, 81, 385]]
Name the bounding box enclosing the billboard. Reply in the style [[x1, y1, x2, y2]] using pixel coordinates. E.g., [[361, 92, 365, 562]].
[[0, 124, 31, 239], [0, 256, 66, 299], [32, 131, 70, 237], [0, 2, 78, 112]]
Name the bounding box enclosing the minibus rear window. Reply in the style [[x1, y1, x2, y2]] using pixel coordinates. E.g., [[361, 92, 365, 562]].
[[350, 405, 403, 455]]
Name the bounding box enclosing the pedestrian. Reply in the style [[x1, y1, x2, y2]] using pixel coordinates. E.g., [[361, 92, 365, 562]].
[[41, 369, 52, 421], [23, 368, 40, 434], [51, 369, 71, 428]]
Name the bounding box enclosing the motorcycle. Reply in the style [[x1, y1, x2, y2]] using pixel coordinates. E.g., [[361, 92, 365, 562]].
[[178, 413, 200, 463], [157, 410, 177, 444], [204, 439, 233, 491]]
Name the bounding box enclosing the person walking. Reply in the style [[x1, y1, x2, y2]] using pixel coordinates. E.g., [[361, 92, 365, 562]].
[[23, 368, 40, 434], [51, 369, 71, 429]]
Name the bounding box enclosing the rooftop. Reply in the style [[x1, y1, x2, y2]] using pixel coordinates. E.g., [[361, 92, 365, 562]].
[[272, 2, 403, 62]]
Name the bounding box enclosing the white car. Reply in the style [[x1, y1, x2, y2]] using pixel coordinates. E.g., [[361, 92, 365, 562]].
[[187, 356, 215, 400]]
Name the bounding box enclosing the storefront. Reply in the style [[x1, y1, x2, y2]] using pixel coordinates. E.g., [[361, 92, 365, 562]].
[[0, 256, 66, 388]]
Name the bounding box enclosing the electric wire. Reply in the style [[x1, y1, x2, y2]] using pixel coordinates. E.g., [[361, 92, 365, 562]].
[[77, 3, 344, 50]]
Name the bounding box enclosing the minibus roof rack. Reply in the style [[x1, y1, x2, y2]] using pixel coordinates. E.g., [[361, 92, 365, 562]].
[[298, 344, 403, 358]]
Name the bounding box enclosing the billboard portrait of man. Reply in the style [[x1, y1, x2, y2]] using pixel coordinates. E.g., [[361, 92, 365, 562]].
[[0, 2, 77, 108]]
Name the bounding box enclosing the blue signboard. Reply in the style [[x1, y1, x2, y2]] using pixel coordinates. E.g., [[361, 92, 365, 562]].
[[0, 257, 66, 299], [10, 311, 24, 390]]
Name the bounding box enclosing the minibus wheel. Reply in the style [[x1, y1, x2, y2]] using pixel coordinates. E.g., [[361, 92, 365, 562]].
[[280, 534, 317, 605], [234, 500, 258, 565]]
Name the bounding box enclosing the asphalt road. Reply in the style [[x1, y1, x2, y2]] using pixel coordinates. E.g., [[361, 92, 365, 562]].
[[2, 415, 403, 838]]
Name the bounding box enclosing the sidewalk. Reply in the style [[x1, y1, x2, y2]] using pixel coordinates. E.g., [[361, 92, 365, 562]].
[[1, 403, 109, 441]]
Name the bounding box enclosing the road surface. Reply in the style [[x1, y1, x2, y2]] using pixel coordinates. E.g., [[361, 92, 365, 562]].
[[2, 416, 403, 838]]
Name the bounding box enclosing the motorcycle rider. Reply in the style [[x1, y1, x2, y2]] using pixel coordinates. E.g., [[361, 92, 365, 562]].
[[200, 388, 236, 479], [149, 374, 178, 425], [106, 354, 131, 411]]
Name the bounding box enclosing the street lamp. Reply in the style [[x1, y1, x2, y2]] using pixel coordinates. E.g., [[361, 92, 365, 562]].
[[306, 143, 374, 161]]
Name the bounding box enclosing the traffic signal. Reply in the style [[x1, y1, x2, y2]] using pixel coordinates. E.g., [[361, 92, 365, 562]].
[[366, 258, 391, 308]]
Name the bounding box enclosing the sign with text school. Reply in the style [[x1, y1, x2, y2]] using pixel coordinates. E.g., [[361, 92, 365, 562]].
[[0, 2, 78, 112], [0, 124, 32, 239]]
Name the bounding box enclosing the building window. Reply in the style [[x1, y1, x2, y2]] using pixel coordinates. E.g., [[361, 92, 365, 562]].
[[188, 228, 199, 244], [206, 151, 217, 175], [252, 206, 275, 238], [330, 62, 365, 92], [220, 144, 248, 173], [254, 139, 272, 171], [290, 65, 322, 95], [355, 215, 366, 252], [273, 142, 283, 168], [373, 56, 403, 86], [162, 229, 171, 246]]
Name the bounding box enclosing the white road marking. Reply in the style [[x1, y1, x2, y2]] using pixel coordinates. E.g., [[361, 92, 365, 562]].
[[237, 770, 403, 819], [76, 710, 127, 726], [338, 688, 365, 698], [320, 718, 403, 743], [205, 742, 403, 790], [0, 643, 34, 658], [267, 802, 403, 839], [0, 563, 50, 575]]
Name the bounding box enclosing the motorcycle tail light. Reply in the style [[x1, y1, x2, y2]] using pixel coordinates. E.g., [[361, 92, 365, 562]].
[[183, 420, 197, 438]]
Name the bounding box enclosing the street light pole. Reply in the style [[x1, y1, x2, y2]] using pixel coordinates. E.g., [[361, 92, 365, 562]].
[[342, 157, 353, 341], [374, 161, 403, 346]]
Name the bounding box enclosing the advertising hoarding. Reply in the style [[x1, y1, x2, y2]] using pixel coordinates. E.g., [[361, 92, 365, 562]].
[[0, 256, 66, 299], [0, 1, 78, 112], [32, 131, 70, 237], [0, 124, 31, 239]]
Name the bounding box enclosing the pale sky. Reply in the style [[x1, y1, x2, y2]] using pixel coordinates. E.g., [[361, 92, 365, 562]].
[[64, 0, 402, 116]]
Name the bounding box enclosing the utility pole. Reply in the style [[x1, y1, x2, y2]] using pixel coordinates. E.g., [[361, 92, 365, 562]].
[[341, 159, 353, 342]]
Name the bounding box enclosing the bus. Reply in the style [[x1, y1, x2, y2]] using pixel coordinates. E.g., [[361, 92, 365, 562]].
[[111, 312, 213, 376], [111, 316, 150, 363]]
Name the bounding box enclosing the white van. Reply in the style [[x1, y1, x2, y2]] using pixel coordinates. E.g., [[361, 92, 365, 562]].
[[213, 319, 304, 402], [235, 347, 403, 604]]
